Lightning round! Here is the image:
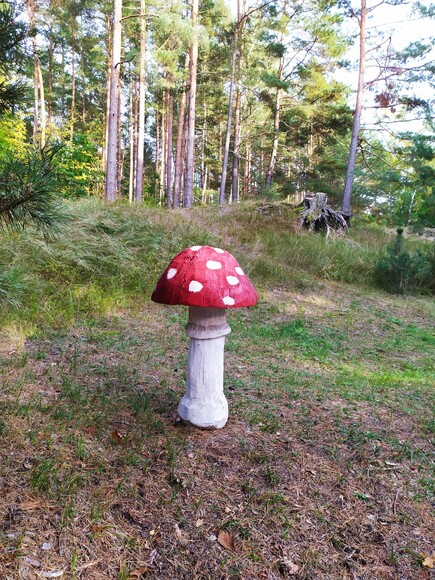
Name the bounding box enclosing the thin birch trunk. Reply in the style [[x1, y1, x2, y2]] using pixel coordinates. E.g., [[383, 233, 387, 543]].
[[134, 0, 146, 203], [341, 0, 366, 222], [104, 0, 122, 202], [183, 0, 199, 208]]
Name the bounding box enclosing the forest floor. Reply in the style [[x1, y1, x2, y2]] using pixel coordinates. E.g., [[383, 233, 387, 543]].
[[0, 203, 434, 579]]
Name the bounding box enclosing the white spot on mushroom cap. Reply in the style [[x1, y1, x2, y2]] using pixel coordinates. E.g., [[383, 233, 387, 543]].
[[235, 266, 244, 276], [189, 280, 203, 293], [227, 276, 239, 286], [190, 245, 202, 251], [167, 268, 177, 280], [206, 260, 222, 270], [222, 296, 235, 306], [213, 247, 225, 253]]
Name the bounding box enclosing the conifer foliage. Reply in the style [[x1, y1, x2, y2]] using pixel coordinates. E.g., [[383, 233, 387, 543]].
[[375, 228, 434, 294], [0, 0, 432, 215]]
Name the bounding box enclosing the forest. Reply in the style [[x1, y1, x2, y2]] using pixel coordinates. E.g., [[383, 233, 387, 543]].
[[0, 1, 434, 578], [0, 0, 433, 223]]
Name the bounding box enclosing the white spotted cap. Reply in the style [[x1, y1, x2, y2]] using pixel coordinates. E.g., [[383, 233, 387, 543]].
[[151, 245, 258, 308]]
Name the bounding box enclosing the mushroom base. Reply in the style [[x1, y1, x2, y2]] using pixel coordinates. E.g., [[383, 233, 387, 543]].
[[179, 307, 231, 429]]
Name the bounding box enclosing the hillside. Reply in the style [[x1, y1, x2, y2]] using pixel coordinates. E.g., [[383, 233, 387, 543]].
[[0, 201, 434, 579]]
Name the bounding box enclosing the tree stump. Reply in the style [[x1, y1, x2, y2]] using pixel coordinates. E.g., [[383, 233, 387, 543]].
[[299, 192, 348, 236]]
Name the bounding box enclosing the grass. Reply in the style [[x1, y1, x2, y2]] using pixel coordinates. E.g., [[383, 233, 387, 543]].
[[0, 200, 434, 578]]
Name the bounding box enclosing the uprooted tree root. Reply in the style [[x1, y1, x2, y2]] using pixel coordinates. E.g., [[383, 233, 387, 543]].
[[299, 192, 348, 237]]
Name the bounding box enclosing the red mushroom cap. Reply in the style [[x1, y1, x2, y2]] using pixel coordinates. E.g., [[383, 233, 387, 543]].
[[151, 245, 258, 309]]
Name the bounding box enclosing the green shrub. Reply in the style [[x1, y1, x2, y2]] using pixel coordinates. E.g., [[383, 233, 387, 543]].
[[375, 228, 434, 294]]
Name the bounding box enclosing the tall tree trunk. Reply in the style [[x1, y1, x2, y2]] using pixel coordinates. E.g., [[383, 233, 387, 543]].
[[173, 53, 189, 209], [180, 102, 189, 205], [128, 75, 135, 204], [159, 106, 166, 205], [218, 6, 240, 205], [243, 140, 251, 198], [134, 0, 146, 203], [70, 25, 76, 142], [202, 165, 208, 203], [155, 110, 160, 203], [61, 41, 65, 130], [341, 0, 366, 222], [37, 59, 46, 148], [200, 100, 206, 202], [104, 0, 122, 202], [183, 0, 199, 208], [28, 0, 39, 145], [116, 73, 122, 197], [81, 35, 86, 126], [102, 14, 112, 171], [265, 55, 283, 187], [166, 75, 174, 208], [231, 83, 242, 203], [47, 7, 54, 134]]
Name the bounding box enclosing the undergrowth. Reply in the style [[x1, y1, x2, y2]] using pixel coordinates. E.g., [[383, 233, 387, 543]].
[[0, 200, 433, 335]]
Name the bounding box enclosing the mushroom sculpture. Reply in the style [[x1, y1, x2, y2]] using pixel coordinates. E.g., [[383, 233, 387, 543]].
[[152, 245, 258, 429]]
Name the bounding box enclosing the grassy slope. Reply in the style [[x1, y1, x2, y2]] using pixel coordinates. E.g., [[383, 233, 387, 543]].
[[0, 200, 434, 579]]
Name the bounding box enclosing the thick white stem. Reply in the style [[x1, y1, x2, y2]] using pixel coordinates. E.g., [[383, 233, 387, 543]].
[[178, 307, 231, 429]]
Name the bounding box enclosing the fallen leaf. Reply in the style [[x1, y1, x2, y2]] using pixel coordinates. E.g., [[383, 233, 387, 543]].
[[217, 530, 235, 552], [22, 556, 41, 568], [174, 523, 189, 545], [130, 567, 149, 577], [195, 519, 204, 527], [111, 429, 123, 443], [422, 554, 435, 569], [19, 500, 52, 511], [40, 572, 63, 578], [282, 559, 299, 575], [41, 542, 52, 551]]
